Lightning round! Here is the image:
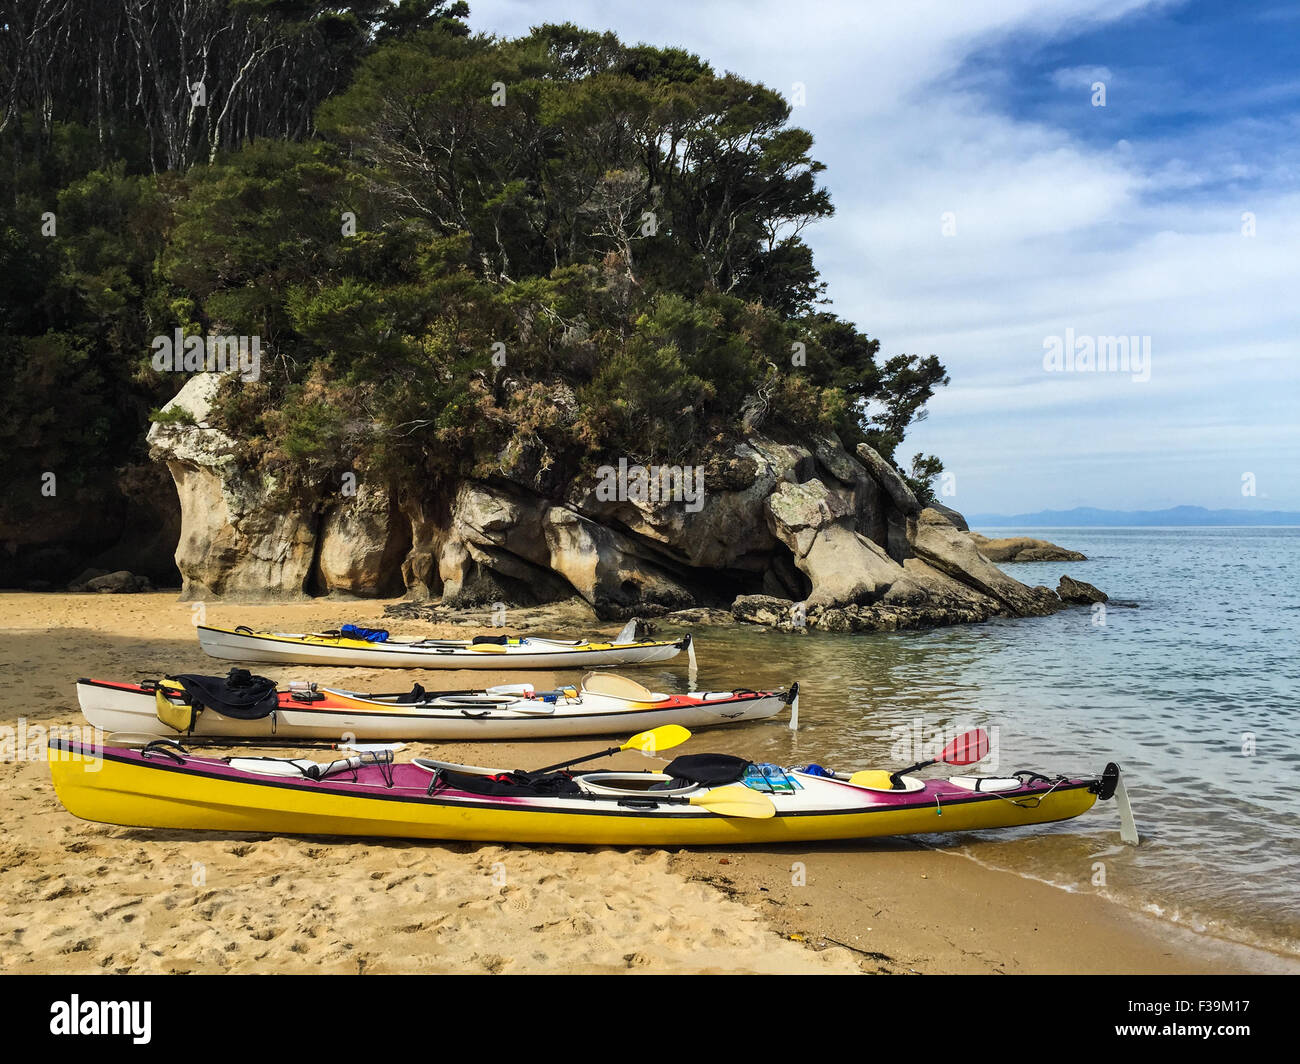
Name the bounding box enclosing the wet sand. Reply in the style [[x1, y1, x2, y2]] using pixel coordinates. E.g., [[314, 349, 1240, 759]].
[[1, 592, 1293, 974]]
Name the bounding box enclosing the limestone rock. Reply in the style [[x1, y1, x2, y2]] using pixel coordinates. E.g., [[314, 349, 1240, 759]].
[[732, 594, 804, 630], [812, 435, 863, 485], [810, 600, 995, 633], [969, 533, 1086, 563], [435, 481, 696, 618], [438, 483, 574, 607], [927, 501, 969, 531], [764, 479, 903, 608], [67, 568, 110, 591], [400, 498, 445, 599], [573, 437, 808, 572], [911, 509, 1060, 616], [541, 505, 696, 618], [855, 442, 920, 516], [316, 482, 409, 596], [84, 570, 152, 593], [147, 389, 1076, 635], [148, 374, 318, 599]]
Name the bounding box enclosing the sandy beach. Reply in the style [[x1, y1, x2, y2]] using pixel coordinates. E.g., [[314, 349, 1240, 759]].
[[2, 592, 1294, 975]]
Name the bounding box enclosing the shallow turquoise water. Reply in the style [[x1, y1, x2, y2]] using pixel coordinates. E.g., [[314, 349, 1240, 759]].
[[639, 527, 1300, 957]]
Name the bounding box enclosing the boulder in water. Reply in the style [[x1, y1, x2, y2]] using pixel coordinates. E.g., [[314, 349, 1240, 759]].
[[1057, 575, 1108, 604]]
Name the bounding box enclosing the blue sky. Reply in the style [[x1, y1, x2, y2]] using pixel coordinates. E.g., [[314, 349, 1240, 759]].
[[469, 0, 1300, 513]]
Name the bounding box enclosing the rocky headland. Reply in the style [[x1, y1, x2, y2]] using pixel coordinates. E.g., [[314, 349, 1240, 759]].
[[141, 374, 1099, 633]]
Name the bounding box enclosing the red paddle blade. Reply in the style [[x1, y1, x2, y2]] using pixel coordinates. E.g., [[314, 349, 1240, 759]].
[[941, 729, 989, 766]]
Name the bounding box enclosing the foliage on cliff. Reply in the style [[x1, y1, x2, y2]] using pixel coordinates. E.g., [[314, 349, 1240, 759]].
[[0, 4, 948, 543]]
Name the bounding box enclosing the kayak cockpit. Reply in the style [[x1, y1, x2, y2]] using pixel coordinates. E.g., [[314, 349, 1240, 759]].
[[575, 772, 700, 797]]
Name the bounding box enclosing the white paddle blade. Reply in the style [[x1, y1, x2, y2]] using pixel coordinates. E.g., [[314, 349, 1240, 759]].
[[486, 683, 534, 696]]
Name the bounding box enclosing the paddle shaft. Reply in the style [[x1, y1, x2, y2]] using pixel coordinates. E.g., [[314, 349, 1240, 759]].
[[528, 724, 688, 775], [891, 756, 937, 784], [531, 745, 623, 775]]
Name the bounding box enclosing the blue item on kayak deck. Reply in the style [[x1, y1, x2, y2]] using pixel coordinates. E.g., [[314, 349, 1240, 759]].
[[341, 624, 390, 643], [742, 763, 802, 792], [801, 763, 834, 778]]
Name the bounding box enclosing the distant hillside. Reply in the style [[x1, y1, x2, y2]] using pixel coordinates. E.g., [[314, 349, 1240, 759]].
[[966, 505, 1300, 528]]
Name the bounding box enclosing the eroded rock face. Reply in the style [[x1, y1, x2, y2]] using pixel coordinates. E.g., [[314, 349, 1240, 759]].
[[431, 481, 696, 617], [575, 437, 805, 572], [764, 479, 902, 608], [910, 508, 1060, 617], [855, 442, 920, 516], [316, 483, 409, 596], [148, 376, 316, 599], [399, 497, 445, 599], [148, 374, 404, 600], [151, 377, 1087, 627]]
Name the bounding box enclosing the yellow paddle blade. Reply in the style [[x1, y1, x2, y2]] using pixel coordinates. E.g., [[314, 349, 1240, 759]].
[[847, 770, 898, 790], [467, 643, 507, 653], [621, 725, 691, 755], [689, 786, 776, 819]]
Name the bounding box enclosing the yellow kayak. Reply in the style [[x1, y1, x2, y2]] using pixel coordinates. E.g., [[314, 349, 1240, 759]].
[[47, 737, 1118, 847]]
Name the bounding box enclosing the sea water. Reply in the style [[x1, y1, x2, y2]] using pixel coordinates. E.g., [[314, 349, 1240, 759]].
[[641, 527, 1300, 959]]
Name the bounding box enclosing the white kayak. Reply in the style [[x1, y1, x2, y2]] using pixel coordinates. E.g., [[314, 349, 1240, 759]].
[[75, 671, 796, 741], [196, 624, 693, 670]]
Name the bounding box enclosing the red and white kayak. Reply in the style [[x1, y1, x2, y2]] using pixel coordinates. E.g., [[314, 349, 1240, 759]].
[[75, 672, 797, 741]]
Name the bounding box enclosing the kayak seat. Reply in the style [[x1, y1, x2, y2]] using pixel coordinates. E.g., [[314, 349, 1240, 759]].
[[946, 776, 1024, 793], [580, 672, 666, 702], [842, 772, 926, 794], [578, 773, 699, 797], [660, 753, 752, 786], [393, 684, 427, 704]]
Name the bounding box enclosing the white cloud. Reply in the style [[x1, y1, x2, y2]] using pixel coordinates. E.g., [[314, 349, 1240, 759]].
[[469, 0, 1300, 511], [1050, 64, 1114, 91]]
